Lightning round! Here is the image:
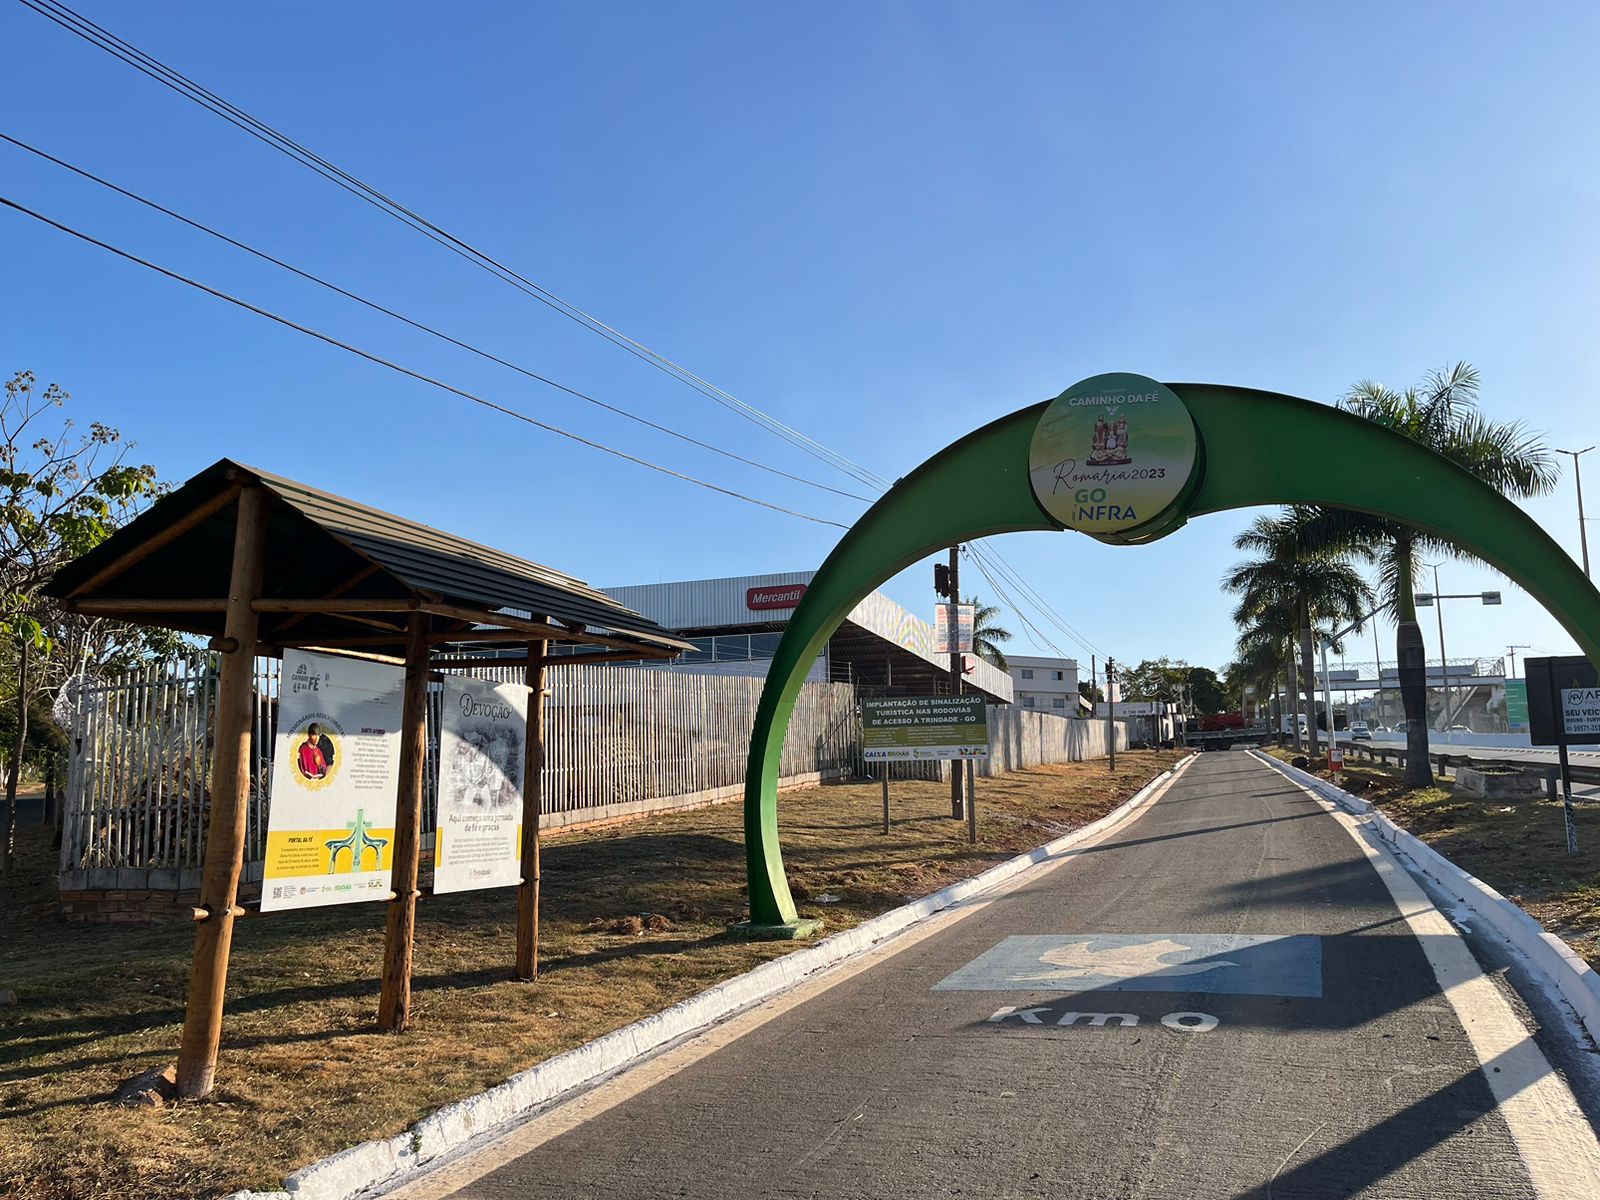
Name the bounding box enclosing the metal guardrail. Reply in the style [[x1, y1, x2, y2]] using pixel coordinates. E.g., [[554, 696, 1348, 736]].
[[1338, 742, 1600, 798]]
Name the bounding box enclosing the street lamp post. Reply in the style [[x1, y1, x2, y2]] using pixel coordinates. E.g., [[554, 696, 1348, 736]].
[[1318, 599, 1395, 744], [1414, 573, 1502, 732], [1557, 446, 1594, 580]]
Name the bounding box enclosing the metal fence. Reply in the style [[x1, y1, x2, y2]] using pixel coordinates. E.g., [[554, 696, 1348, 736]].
[[60, 654, 863, 876]]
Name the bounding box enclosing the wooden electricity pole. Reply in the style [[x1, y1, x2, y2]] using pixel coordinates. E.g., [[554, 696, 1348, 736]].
[[948, 545, 964, 820], [175, 486, 266, 1099], [515, 638, 549, 980], [378, 611, 430, 1032]]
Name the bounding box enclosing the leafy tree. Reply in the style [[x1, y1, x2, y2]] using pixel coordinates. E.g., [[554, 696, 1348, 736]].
[[1289, 364, 1556, 785], [1119, 657, 1190, 703], [1, 371, 164, 870], [962, 595, 1013, 671], [1184, 666, 1228, 715], [1079, 679, 1104, 705], [1223, 510, 1374, 756]]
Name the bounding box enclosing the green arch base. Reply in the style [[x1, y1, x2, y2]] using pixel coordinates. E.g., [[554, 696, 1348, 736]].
[[739, 379, 1600, 932]]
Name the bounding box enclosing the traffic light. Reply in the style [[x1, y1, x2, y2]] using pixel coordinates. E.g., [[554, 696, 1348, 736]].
[[934, 562, 952, 598]]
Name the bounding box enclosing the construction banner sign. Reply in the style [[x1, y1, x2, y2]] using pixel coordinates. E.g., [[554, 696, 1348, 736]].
[[861, 695, 990, 762]]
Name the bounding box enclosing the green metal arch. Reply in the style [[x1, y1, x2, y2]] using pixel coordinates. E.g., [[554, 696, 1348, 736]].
[[741, 381, 1600, 930]]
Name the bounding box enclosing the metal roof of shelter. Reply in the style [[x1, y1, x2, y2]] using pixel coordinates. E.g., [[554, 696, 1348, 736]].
[[46, 458, 693, 661]]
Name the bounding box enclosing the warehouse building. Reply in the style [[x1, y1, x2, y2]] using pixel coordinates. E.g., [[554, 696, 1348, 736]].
[[585, 571, 1013, 702]]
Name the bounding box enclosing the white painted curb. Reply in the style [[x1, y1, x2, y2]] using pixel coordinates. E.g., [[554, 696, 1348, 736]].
[[229, 756, 1196, 1200], [1251, 749, 1600, 1045]]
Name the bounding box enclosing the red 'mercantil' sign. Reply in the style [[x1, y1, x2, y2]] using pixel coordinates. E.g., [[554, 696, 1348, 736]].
[[746, 584, 807, 611]]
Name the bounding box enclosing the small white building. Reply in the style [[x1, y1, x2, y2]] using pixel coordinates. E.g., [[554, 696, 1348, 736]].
[[1094, 699, 1181, 742], [1009, 655, 1084, 714]]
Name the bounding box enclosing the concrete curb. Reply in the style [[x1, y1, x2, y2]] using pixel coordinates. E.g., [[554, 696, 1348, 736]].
[[1251, 749, 1600, 1046], [229, 755, 1196, 1200]]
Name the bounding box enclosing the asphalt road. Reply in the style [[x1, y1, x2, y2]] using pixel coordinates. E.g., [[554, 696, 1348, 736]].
[[395, 751, 1600, 1200]]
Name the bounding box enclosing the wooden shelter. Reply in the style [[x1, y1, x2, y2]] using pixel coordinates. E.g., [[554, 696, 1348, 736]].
[[46, 459, 689, 1098]]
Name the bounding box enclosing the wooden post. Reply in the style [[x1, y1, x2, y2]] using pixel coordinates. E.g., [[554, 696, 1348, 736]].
[[880, 768, 890, 835], [515, 639, 549, 980], [966, 759, 977, 844], [175, 486, 266, 1099], [378, 611, 430, 1032]]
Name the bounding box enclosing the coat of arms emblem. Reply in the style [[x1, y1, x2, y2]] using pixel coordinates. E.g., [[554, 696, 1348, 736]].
[[1088, 408, 1132, 465]]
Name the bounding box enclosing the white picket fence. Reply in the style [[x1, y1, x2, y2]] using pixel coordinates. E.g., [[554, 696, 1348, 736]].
[[57, 655, 1130, 892], [59, 653, 862, 882]]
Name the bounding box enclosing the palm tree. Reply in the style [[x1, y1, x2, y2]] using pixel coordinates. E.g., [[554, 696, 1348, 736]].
[[1223, 510, 1374, 756], [1291, 364, 1557, 785], [963, 595, 1013, 671], [1231, 624, 1295, 732]]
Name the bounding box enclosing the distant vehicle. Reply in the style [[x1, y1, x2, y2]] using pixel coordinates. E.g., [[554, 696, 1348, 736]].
[[1349, 722, 1372, 741], [1196, 710, 1247, 732], [1393, 720, 1412, 734], [1448, 724, 1471, 734]]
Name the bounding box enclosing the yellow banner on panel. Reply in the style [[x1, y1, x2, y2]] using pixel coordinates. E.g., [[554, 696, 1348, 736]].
[[266, 826, 395, 878]]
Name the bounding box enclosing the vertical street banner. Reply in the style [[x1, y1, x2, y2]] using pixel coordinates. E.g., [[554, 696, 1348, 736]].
[[262, 650, 406, 912], [933, 604, 975, 655], [433, 674, 529, 893]]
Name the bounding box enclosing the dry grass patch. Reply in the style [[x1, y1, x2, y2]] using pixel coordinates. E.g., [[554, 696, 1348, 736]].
[[0, 750, 1182, 1200], [1266, 748, 1600, 966]]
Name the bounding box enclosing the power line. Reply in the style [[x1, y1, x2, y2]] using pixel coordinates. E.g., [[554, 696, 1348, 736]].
[[0, 131, 872, 505], [963, 546, 1081, 663], [969, 540, 1106, 660], [17, 0, 1109, 646], [0, 193, 851, 530], [16, 0, 888, 492]]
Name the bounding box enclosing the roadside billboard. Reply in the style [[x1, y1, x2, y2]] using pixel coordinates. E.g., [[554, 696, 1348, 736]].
[[861, 695, 990, 762], [1525, 655, 1600, 747]]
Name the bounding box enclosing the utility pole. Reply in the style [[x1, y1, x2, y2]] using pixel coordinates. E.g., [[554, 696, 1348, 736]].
[[1106, 657, 1117, 772], [1506, 644, 1531, 681], [1557, 447, 1594, 579], [1372, 620, 1384, 724], [1433, 566, 1459, 729], [947, 545, 964, 819]]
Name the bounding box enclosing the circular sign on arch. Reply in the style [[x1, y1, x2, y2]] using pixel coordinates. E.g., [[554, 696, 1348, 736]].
[[1028, 372, 1199, 538]]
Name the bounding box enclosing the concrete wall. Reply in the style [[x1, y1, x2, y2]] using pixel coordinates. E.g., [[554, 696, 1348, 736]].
[[973, 708, 1133, 778]]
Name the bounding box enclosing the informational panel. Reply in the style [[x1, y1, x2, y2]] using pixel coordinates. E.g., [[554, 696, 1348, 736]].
[[1566, 687, 1600, 738], [1525, 655, 1600, 747], [861, 695, 990, 762], [433, 674, 529, 894], [1504, 680, 1529, 731], [262, 650, 405, 912], [933, 604, 975, 655]]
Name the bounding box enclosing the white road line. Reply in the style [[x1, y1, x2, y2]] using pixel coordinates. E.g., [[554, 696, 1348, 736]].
[[1275, 764, 1600, 1199], [381, 758, 1198, 1198]]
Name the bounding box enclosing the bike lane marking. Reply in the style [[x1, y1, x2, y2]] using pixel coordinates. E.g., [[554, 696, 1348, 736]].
[[381, 760, 1198, 1199]]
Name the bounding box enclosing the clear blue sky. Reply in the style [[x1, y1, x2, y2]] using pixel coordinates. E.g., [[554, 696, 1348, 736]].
[[6, 1, 1599, 678]]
